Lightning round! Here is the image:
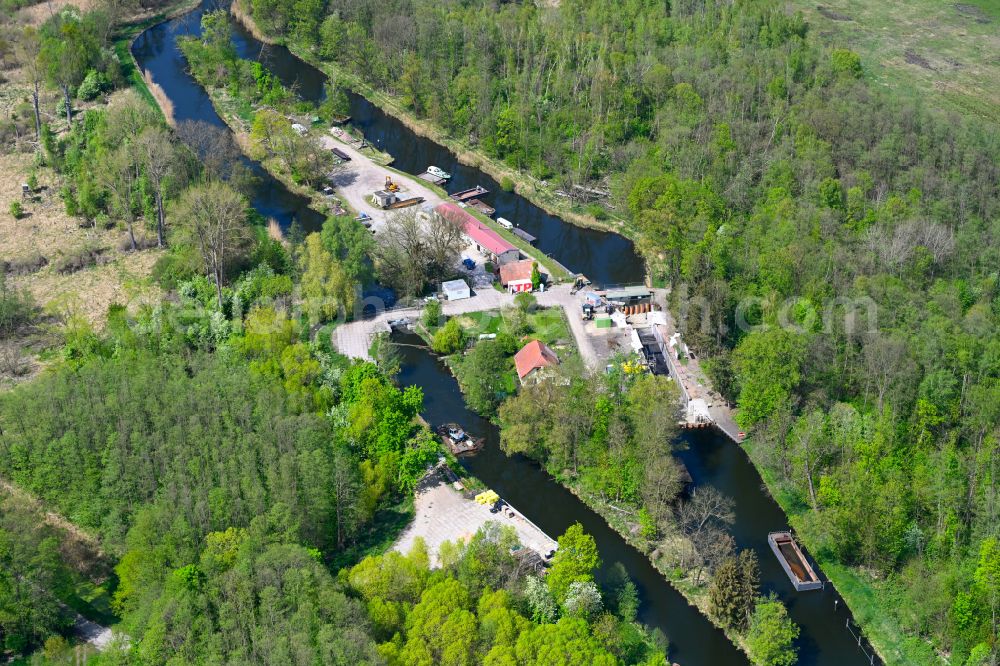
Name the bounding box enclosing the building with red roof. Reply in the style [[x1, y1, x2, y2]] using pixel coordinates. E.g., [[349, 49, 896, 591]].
[[499, 259, 540, 293], [514, 339, 560, 384], [435, 202, 519, 266]]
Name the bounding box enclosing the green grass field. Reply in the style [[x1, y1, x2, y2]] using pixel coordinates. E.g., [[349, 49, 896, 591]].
[[793, 0, 1000, 123]]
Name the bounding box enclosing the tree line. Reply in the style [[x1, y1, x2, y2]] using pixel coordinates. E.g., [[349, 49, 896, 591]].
[[244, 0, 1000, 660]]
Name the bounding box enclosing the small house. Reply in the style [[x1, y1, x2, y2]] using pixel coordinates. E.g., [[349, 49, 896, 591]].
[[514, 340, 559, 384], [442, 279, 471, 301], [372, 190, 396, 208], [499, 259, 540, 293]]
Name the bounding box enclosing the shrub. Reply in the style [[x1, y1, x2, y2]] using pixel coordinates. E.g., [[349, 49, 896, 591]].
[[514, 290, 537, 313], [500, 176, 515, 192], [9, 201, 23, 219], [831, 49, 863, 78], [77, 70, 111, 101], [422, 299, 442, 328], [0, 274, 36, 339], [151, 246, 202, 290], [586, 203, 609, 221], [431, 318, 464, 355]]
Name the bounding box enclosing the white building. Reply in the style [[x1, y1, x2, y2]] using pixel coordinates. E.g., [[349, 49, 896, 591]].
[[442, 279, 471, 301]]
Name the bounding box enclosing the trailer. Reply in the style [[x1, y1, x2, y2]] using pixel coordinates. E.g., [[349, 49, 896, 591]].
[[387, 196, 425, 210], [768, 531, 823, 591]]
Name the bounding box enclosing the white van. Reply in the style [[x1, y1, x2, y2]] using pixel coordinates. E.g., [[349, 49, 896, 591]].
[[496, 217, 513, 230]]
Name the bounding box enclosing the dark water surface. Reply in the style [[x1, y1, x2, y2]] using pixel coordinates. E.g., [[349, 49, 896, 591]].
[[133, 4, 876, 663], [394, 336, 876, 666]]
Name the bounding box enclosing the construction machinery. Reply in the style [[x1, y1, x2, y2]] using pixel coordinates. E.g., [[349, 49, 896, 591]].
[[384, 175, 400, 193], [570, 274, 592, 295]]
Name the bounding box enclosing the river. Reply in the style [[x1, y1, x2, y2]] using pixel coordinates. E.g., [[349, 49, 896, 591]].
[[131, 4, 877, 664]]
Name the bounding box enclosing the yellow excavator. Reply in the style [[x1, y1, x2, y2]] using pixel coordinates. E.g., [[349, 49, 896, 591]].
[[384, 175, 400, 193]]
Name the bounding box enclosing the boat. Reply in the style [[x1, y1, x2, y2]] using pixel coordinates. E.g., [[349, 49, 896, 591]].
[[467, 199, 495, 216], [496, 217, 514, 230], [437, 423, 484, 456], [426, 165, 451, 180], [768, 531, 823, 591], [450, 185, 489, 202]]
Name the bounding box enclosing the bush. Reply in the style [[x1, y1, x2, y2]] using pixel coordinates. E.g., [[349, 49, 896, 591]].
[[422, 299, 442, 328], [500, 176, 515, 192], [151, 246, 203, 290], [831, 49, 863, 78], [514, 291, 537, 313], [77, 70, 112, 101], [9, 201, 23, 219], [586, 203, 609, 221], [431, 318, 464, 355]]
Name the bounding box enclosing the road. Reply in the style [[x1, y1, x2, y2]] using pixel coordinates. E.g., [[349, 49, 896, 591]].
[[333, 284, 601, 368]]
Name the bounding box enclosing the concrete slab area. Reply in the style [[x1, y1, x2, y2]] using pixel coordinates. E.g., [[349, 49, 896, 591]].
[[394, 467, 557, 567], [318, 130, 444, 232]]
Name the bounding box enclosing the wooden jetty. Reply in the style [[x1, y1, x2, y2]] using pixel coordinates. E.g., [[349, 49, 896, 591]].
[[467, 199, 495, 216], [512, 227, 536, 244], [437, 423, 484, 456], [768, 531, 823, 591], [417, 171, 447, 186], [451, 185, 488, 202]]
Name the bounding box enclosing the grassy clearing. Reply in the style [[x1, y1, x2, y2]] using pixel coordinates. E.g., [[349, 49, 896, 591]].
[[792, 0, 1000, 123], [0, 151, 162, 328]]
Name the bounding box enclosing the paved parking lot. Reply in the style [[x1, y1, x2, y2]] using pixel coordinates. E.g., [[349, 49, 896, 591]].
[[394, 467, 557, 567]]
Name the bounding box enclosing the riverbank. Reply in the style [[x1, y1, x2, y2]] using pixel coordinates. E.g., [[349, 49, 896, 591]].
[[228, 0, 640, 244], [743, 441, 917, 666], [168, 46, 347, 222], [116, 0, 202, 119], [405, 308, 758, 659]]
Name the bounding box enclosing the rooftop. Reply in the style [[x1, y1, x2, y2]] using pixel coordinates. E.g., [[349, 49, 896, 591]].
[[605, 285, 651, 300], [499, 259, 536, 285], [514, 339, 559, 380], [435, 202, 516, 257]]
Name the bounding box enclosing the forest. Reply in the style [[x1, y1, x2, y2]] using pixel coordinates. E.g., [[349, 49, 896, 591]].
[[0, 4, 676, 663], [239, 0, 1000, 661]]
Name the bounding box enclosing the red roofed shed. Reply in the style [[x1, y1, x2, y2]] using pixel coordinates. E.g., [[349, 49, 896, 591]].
[[514, 340, 559, 384]]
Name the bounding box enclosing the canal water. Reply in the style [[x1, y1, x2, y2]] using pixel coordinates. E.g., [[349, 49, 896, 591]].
[[132, 4, 876, 663], [225, 17, 644, 288]]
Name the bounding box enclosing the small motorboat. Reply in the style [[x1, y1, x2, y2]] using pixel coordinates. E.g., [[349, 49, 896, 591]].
[[437, 423, 484, 455], [427, 165, 451, 180]]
